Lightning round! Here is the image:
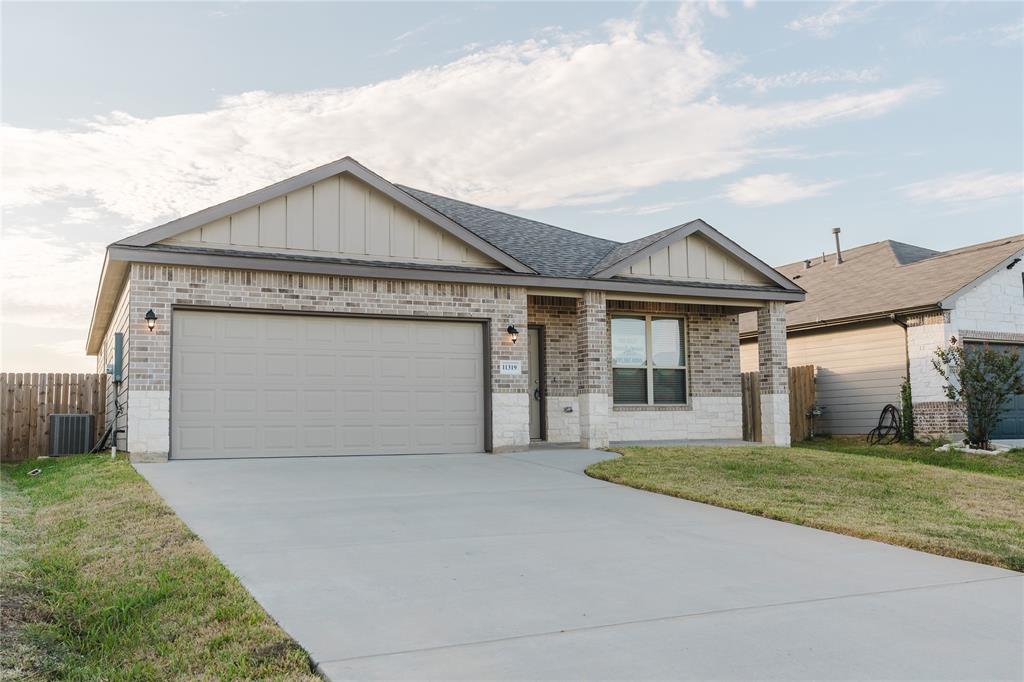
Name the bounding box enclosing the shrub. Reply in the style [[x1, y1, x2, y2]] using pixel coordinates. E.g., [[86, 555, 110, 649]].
[[900, 377, 915, 442], [932, 338, 1024, 449]]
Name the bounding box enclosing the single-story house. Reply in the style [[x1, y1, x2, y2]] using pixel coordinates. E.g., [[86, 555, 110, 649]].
[[739, 233, 1024, 439], [87, 157, 803, 461]]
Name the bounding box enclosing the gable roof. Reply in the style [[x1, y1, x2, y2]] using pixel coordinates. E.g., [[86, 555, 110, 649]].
[[738, 235, 1024, 335], [586, 219, 800, 291], [115, 156, 536, 274], [90, 156, 804, 354]]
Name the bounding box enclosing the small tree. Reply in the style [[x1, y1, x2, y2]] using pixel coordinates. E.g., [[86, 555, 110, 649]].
[[932, 337, 1024, 449]]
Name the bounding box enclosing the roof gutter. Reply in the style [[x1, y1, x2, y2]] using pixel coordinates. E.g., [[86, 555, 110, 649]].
[[88, 245, 805, 353], [108, 245, 804, 301], [738, 304, 943, 340]]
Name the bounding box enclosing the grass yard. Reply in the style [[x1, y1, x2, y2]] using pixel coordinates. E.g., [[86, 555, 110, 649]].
[[587, 445, 1024, 571], [798, 435, 1024, 479], [1, 455, 319, 681]]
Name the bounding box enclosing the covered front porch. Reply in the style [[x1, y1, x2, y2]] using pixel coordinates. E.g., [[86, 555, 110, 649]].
[[523, 290, 791, 448]]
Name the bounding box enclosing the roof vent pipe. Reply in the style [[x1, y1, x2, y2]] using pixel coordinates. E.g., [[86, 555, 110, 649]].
[[832, 227, 844, 265]]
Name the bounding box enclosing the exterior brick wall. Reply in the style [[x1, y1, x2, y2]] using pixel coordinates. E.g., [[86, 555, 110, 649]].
[[126, 263, 530, 456], [756, 301, 788, 395], [527, 296, 578, 398], [115, 262, 763, 455], [575, 291, 609, 395], [756, 300, 790, 446], [606, 300, 741, 399], [914, 400, 966, 439]]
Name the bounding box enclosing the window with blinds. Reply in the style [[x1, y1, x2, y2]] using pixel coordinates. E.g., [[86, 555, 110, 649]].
[[611, 315, 687, 405]]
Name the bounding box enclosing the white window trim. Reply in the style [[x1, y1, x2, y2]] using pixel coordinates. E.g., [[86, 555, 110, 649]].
[[611, 314, 688, 406]]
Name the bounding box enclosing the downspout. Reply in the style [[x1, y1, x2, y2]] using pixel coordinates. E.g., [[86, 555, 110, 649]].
[[890, 313, 910, 380]]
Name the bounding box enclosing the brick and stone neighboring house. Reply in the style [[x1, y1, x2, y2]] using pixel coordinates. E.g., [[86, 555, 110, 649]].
[[87, 157, 803, 461], [739, 234, 1024, 440]]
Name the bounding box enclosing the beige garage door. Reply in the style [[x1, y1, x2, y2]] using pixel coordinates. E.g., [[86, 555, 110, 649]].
[[171, 310, 486, 459]]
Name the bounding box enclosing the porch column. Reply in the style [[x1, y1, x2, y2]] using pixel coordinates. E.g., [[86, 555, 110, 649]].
[[757, 300, 791, 446], [576, 290, 609, 449]]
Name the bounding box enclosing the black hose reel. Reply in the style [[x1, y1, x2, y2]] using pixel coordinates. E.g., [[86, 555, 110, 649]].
[[867, 404, 902, 445]]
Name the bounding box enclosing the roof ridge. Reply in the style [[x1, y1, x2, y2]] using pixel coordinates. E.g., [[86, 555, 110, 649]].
[[773, 238, 894, 269], [396, 184, 620, 247], [937, 234, 1024, 257]]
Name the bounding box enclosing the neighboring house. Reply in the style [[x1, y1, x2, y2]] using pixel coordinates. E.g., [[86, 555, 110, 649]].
[[86, 157, 803, 461], [739, 234, 1024, 439]]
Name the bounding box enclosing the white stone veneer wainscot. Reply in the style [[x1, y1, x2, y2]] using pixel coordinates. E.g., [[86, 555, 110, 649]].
[[126, 390, 170, 461], [491, 392, 530, 452], [607, 397, 742, 442], [545, 396, 580, 444]]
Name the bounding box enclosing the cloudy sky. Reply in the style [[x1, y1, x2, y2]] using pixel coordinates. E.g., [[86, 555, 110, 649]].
[[2, 1, 1022, 372]]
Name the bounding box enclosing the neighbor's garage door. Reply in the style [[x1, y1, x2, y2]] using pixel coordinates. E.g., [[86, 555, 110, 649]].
[[965, 341, 1024, 440], [171, 310, 486, 459]]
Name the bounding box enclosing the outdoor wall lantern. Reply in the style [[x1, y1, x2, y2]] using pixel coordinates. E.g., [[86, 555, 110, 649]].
[[507, 324, 519, 344], [145, 309, 158, 332]]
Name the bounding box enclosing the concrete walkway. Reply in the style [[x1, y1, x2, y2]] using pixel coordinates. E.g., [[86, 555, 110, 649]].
[[137, 450, 1023, 680]]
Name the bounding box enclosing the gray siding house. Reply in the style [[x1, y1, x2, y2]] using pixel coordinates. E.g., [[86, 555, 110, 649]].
[[740, 234, 1024, 439], [87, 157, 803, 461]]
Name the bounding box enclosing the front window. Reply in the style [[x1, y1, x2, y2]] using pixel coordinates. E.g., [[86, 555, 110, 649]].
[[611, 316, 687, 405]]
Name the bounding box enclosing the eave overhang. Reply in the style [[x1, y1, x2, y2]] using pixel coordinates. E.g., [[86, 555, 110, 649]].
[[87, 244, 805, 355]]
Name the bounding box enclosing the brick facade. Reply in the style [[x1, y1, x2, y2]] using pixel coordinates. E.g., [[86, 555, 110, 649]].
[[906, 258, 1024, 440], [109, 263, 771, 457], [120, 264, 530, 457], [756, 300, 790, 446], [525, 296, 745, 444], [914, 401, 966, 440]]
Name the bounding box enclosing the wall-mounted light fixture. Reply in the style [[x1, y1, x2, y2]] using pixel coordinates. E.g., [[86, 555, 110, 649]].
[[1007, 257, 1021, 270], [506, 324, 519, 344], [145, 309, 158, 332]]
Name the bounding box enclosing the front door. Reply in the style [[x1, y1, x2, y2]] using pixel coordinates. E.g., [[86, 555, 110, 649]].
[[528, 327, 545, 440]]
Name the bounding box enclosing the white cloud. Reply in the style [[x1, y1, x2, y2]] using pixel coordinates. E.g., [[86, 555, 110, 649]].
[[947, 20, 1024, 47], [725, 173, 839, 206], [589, 199, 695, 216], [0, 229, 106, 330], [2, 28, 933, 223], [733, 68, 881, 93], [787, 1, 879, 39], [899, 171, 1024, 204], [1, 6, 936, 352]]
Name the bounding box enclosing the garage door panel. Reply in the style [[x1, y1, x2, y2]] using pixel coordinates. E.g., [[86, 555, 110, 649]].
[[223, 315, 259, 341], [172, 310, 486, 458], [222, 427, 256, 451], [265, 317, 299, 344], [224, 352, 259, 377], [179, 351, 216, 377], [304, 354, 337, 379]]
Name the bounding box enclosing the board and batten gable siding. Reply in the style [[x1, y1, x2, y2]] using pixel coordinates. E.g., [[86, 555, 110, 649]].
[[161, 173, 501, 269], [95, 277, 130, 450], [740, 319, 906, 435], [618, 233, 772, 285]]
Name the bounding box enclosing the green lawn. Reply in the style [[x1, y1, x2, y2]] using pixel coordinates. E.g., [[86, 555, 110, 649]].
[[1, 455, 319, 681], [587, 445, 1024, 571], [798, 435, 1024, 479]]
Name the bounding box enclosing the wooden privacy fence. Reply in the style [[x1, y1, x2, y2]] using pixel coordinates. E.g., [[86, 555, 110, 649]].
[[741, 365, 816, 442], [0, 373, 108, 462]]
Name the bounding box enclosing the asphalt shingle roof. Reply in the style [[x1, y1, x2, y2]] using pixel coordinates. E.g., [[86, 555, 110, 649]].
[[398, 186, 618, 277], [738, 235, 1024, 334]]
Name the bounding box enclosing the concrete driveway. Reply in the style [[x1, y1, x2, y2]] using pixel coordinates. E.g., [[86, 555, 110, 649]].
[[137, 449, 1023, 680]]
